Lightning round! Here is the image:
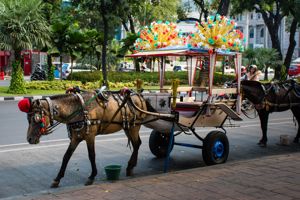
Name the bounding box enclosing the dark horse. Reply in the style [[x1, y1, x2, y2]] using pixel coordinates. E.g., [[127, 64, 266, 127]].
[[241, 80, 300, 147], [19, 89, 149, 187]]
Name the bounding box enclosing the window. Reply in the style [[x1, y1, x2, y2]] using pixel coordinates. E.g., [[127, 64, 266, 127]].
[[257, 13, 261, 19], [249, 28, 254, 38], [260, 28, 264, 37]]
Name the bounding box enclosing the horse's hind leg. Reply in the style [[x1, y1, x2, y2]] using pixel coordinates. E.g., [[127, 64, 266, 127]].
[[51, 138, 82, 188], [126, 126, 142, 176], [85, 137, 97, 185], [291, 107, 300, 143]]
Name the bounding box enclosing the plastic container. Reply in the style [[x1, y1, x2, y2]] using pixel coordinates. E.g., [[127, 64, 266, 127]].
[[280, 135, 290, 146], [104, 165, 122, 181]]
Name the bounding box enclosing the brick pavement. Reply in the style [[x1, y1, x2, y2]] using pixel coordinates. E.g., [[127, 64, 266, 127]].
[[11, 152, 300, 200]]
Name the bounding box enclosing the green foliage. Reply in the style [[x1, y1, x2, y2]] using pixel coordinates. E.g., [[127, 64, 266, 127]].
[[66, 71, 235, 86], [48, 65, 55, 81], [0, 0, 50, 56], [280, 65, 287, 81], [8, 62, 27, 94], [242, 47, 282, 80]]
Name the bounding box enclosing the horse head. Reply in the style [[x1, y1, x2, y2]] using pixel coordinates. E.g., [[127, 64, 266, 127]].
[[18, 98, 53, 144], [241, 80, 265, 104]]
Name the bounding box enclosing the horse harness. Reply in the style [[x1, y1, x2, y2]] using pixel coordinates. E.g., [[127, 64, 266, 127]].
[[257, 81, 300, 111], [66, 90, 145, 138]]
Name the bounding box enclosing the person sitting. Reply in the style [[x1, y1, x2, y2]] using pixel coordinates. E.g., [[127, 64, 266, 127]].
[[245, 65, 261, 81]]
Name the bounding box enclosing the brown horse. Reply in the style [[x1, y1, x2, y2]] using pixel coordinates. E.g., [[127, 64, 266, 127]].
[[241, 80, 300, 147], [20, 89, 148, 188]]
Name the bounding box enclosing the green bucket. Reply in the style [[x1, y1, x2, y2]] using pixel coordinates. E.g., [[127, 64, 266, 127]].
[[104, 165, 122, 181]]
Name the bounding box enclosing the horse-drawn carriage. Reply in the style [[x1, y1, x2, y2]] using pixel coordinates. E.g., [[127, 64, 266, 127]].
[[18, 16, 255, 187], [127, 47, 243, 166]]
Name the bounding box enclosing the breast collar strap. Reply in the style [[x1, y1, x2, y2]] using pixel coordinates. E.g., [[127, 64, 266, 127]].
[[75, 93, 91, 134], [45, 97, 54, 126]]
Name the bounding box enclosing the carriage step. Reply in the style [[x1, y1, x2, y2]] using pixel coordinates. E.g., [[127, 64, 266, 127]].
[[214, 103, 243, 121]]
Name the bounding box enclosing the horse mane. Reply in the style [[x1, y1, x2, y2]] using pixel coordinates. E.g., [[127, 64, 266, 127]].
[[50, 93, 77, 102]]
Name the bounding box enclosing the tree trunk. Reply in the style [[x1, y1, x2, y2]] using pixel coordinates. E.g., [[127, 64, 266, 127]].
[[284, 18, 298, 73], [261, 11, 283, 80], [100, 0, 108, 87], [59, 55, 63, 80], [47, 55, 52, 75], [128, 15, 135, 34], [121, 20, 129, 32], [217, 0, 231, 16], [14, 50, 21, 65]]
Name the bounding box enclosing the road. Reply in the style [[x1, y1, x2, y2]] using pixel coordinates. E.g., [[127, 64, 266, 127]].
[[0, 101, 300, 199]]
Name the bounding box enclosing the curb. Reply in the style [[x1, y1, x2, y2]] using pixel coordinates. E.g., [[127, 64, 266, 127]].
[[0, 95, 49, 102]]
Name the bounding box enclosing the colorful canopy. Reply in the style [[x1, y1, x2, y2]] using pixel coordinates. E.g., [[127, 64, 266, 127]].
[[131, 15, 245, 56]]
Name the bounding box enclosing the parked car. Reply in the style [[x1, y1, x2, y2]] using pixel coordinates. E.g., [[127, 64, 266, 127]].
[[259, 68, 274, 80], [117, 62, 135, 72], [173, 65, 182, 72], [63, 63, 97, 78], [224, 66, 235, 74], [288, 63, 300, 77]]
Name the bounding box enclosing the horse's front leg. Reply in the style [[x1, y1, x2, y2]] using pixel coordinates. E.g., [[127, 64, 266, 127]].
[[258, 110, 269, 147], [85, 137, 97, 186], [51, 138, 82, 188], [126, 127, 142, 176]]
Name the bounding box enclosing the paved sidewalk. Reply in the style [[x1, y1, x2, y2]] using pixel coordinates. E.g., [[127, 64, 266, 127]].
[[10, 152, 300, 200]]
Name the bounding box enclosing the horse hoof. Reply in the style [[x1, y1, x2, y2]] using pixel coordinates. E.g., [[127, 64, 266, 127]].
[[126, 170, 133, 176], [50, 180, 60, 188], [257, 142, 267, 147], [85, 178, 94, 186], [293, 138, 299, 143]]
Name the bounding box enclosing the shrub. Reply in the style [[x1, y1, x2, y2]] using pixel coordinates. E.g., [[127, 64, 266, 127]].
[[8, 62, 27, 94], [48, 65, 55, 81]]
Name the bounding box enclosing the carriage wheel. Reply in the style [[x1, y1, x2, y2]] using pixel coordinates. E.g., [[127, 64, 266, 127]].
[[149, 130, 174, 158], [202, 131, 229, 165]]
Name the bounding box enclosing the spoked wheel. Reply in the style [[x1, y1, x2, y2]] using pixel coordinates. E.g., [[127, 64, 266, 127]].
[[149, 130, 174, 158], [202, 131, 229, 165], [241, 99, 258, 118]]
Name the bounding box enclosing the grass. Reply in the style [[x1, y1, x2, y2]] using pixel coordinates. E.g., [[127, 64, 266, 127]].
[[0, 86, 65, 96]]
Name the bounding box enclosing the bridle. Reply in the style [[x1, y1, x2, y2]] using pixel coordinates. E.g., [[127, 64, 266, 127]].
[[28, 98, 60, 136]]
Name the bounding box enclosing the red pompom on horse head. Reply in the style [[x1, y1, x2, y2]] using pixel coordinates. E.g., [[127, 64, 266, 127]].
[[18, 98, 31, 113]]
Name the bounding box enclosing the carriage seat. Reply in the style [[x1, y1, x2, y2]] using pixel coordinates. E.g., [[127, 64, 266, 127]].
[[174, 102, 203, 117]]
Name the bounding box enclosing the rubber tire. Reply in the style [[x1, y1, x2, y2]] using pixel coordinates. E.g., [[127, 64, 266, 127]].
[[202, 131, 229, 165], [149, 130, 174, 158]]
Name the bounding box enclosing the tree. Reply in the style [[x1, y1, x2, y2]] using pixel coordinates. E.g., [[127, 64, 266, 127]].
[[231, 0, 299, 80], [243, 48, 281, 80], [49, 15, 72, 79], [0, 0, 50, 93], [193, 0, 210, 21], [72, 0, 123, 87], [255, 48, 281, 80], [41, 0, 62, 77], [217, 0, 230, 16]]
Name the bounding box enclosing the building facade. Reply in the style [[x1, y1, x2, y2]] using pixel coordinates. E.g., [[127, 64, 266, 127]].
[[233, 11, 300, 59]]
